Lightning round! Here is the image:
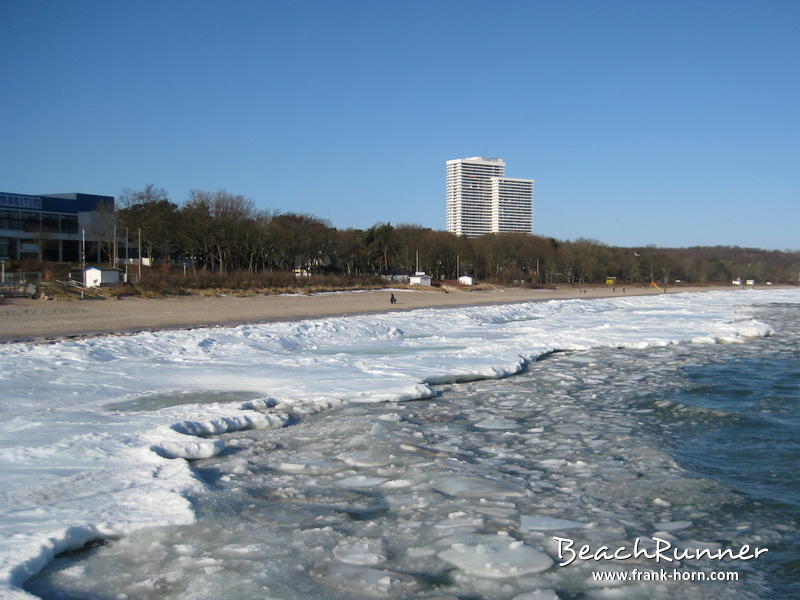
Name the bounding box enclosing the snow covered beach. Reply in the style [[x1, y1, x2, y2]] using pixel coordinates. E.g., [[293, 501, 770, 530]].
[[2, 288, 799, 599]]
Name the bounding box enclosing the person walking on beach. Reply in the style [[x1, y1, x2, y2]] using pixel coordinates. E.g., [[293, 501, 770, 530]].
[[389, 293, 397, 305]]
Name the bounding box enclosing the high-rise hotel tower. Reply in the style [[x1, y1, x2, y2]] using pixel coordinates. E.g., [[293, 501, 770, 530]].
[[446, 156, 534, 237]]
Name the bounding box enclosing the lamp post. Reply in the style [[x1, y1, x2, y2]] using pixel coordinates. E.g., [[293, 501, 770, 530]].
[[138, 228, 142, 281]]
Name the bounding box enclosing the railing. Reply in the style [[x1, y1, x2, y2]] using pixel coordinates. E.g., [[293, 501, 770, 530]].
[[53, 279, 105, 299], [0, 281, 37, 298], [0, 272, 42, 284]]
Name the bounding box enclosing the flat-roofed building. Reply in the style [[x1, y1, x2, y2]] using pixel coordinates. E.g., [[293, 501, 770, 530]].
[[0, 192, 115, 262], [446, 157, 533, 237], [489, 177, 534, 234]]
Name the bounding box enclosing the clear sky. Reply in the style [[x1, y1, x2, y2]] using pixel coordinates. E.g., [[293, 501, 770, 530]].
[[1, 0, 798, 249]]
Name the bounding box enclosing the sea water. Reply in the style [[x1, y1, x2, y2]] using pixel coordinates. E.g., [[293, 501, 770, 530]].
[[23, 300, 800, 599]]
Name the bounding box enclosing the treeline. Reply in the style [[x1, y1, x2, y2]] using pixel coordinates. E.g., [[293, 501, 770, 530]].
[[111, 185, 800, 285]]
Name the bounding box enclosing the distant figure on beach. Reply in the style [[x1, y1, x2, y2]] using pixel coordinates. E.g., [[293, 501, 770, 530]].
[[389, 293, 397, 305]]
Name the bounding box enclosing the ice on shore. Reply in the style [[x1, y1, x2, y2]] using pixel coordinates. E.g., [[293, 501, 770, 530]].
[[1, 289, 799, 598], [21, 305, 797, 599], [438, 534, 554, 578], [520, 515, 587, 531], [310, 561, 424, 597], [474, 417, 521, 430], [332, 538, 387, 565], [432, 475, 528, 499]]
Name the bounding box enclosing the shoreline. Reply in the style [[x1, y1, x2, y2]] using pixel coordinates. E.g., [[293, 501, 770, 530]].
[[2, 287, 798, 599], [0, 284, 781, 343]]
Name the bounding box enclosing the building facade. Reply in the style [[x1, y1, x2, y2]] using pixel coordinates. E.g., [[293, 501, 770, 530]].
[[0, 192, 115, 262], [446, 156, 533, 237], [446, 157, 506, 237], [489, 177, 534, 234]]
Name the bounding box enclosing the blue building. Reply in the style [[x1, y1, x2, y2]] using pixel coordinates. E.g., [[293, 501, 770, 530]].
[[0, 192, 115, 262]]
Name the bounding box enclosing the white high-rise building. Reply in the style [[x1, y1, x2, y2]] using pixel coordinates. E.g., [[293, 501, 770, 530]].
[[490, 177, 534, 234], [446, 157, 505, 238], [446, 156, 533, 237]]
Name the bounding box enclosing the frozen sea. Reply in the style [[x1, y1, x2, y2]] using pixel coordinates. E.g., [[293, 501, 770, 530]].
[[2, 289, 799, 599]]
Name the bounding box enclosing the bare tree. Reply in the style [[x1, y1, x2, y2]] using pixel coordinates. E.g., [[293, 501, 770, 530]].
[[119, 184, 169, 209]]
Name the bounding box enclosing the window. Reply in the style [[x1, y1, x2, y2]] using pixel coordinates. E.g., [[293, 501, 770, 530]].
[[0, 210, 21, 230], [21, 211, 40, 232], [60, 214, 79, 234], [41, 213, 59, 233]]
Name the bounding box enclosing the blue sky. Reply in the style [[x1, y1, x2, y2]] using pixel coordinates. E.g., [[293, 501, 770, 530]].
[[2, 0, 798, 249]]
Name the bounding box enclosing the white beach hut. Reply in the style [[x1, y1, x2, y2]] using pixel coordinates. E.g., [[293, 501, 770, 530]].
[[409, 272, 431, 286], [83, 267, 120, 288]]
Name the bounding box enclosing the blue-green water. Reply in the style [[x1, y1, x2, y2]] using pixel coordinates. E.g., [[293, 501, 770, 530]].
[[26, 302, 800, 599], [661, 303, 800, 598]]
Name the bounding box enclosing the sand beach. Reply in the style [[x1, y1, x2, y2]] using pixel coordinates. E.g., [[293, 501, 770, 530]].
[[0, 284, 752, 343]]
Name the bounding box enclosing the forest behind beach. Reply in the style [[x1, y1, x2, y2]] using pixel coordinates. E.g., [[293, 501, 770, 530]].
[[74, 185, 800, 291]]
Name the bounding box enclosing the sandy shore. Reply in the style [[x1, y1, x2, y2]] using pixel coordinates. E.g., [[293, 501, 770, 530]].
[[0, 284, 758, 343]]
